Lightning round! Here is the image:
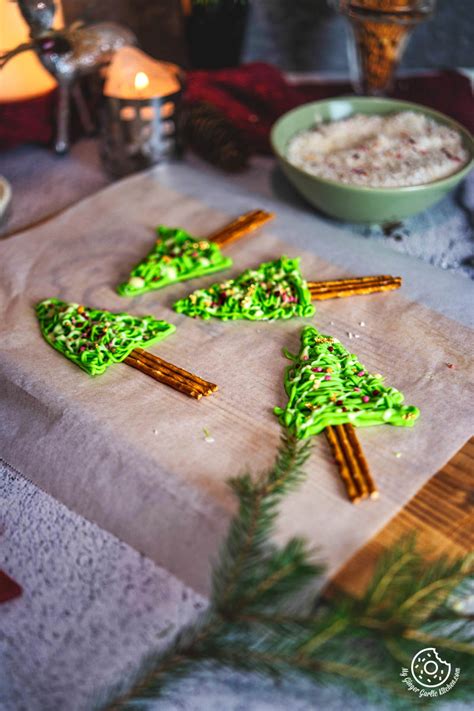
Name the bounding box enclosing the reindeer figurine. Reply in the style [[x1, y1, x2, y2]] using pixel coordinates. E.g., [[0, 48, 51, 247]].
[[0, 0, 136, 153]]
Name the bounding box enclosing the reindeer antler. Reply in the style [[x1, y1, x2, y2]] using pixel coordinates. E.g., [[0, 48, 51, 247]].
[[0, 42, 35, 69]]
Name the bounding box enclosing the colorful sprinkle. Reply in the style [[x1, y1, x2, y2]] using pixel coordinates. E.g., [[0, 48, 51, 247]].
[[117, 225, 232, 296], [174, 256, 315, 322], [274, 326, 420, 439], [36, 298, 175, 376]]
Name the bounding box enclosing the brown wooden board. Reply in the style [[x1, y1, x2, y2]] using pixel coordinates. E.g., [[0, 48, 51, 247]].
[[330, 437, 474, 598]]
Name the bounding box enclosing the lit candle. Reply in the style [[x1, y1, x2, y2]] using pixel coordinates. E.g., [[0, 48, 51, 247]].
[[101, 47, 183, 177], [103, 47, 180, 101]]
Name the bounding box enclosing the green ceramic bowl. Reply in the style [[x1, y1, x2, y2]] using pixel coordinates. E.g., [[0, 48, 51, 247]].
[[271, 97, 474, 224]]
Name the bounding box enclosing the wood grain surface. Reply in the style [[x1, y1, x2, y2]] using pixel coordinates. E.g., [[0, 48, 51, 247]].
[[331, 437, 474, 598]]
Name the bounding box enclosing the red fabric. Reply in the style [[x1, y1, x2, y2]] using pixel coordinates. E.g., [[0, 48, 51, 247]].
[[0, 569, 22, 604], [185, 63, 474, 153], [0, 91, 56, 150], [0, 63, 472, 152]]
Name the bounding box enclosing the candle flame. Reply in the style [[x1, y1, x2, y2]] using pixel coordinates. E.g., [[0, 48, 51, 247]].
[[134, 72, 149, 91]]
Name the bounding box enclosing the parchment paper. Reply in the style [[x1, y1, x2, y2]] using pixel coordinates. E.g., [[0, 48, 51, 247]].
[[1, 172, 473, 594]]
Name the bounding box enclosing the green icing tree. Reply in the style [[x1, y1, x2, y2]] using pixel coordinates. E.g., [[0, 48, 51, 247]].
[[117, 226, 233, 296], [275, 325, 420, 438], [174, 256, 315, 321], [36, 298, 175, 376]]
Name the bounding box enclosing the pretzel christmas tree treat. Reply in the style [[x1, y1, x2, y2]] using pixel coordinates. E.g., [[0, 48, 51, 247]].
[[36, 299, 217, 399], [117, 227, 232, 297], [37, 299, 175, 375], [117, 210, 274, 297], [174, 256, 315, 321], [275, 325, 419, 438], [274, 326, 419, 502]]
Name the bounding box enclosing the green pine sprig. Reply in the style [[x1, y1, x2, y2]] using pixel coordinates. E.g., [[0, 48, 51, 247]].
[[103, 431, 473, 710]]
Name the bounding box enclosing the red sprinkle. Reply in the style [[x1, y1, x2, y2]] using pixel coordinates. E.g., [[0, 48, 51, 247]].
[[324, 375, 332, 381], [354, 387, 361, 392], [362, 395, 370, 403], [372, 389, 380, 396], [446, 363, 456, 369], [336, 400, 343, 405], [357, 371, 365, 377], [313, 367, 323, 372]]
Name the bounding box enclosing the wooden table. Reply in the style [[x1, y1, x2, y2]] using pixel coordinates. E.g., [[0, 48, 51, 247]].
[[333, 437, 474, 597]]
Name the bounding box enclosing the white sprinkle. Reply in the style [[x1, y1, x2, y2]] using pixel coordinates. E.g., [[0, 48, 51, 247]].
[[354, 334, 360, 339], [129, 276, 146, 289], [394, 451, 402, 458], [359, 321, 366, 327], [330, 321, 335, 326], [203, 428, 215, 444], [153, 428, 158, 435]]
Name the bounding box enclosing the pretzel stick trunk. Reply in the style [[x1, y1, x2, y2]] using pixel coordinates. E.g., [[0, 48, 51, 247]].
[[325, 423, 379, 503], [310, 274, 397, 289], [343, 423, 379, 499], [132, 348, 217, 395], [308, 275, 401, 300], [209, 209, 274, 248], [326, 425, 362, 503], [131, 354, 211, 395], [124, 354, 203, 399], [125, 350, 217, 399]]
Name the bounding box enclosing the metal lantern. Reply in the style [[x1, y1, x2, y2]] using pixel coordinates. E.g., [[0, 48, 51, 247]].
[[100, 47, 183, 177]]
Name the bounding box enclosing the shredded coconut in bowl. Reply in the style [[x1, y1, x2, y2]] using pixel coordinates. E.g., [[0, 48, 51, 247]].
[[286, 111, 469, 188]]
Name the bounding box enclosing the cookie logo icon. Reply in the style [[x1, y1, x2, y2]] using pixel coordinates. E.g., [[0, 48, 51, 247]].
[[411, 648, 452, 688]]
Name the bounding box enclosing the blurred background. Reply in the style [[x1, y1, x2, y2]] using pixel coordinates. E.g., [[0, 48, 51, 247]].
[[62, 0, 473, 70], [1, 0, 472, 269]]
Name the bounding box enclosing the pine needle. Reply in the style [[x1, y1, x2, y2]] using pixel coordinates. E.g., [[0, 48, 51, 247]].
[[102, 430, 474, 710]]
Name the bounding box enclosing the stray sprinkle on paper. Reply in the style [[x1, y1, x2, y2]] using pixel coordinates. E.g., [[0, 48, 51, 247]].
[[203, 427, 215, 444], [359, 321, 366, 327], [394, 451, 402, 458], [153, 428, 158, 435], [446, 363, 456, 369]]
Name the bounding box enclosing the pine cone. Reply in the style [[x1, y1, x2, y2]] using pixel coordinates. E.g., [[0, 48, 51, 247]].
[[181, 102, 249, 172]]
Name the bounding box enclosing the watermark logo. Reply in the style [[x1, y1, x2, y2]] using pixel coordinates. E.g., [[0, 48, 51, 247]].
[[400, 648, 460, 698], [411, 648, 451, 687]]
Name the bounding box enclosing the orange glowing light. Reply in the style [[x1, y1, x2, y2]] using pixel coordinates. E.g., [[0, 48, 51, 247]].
[[104, 47, 180, 100], [134, 71, 149, 92], [0, 0, 65, 102]]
